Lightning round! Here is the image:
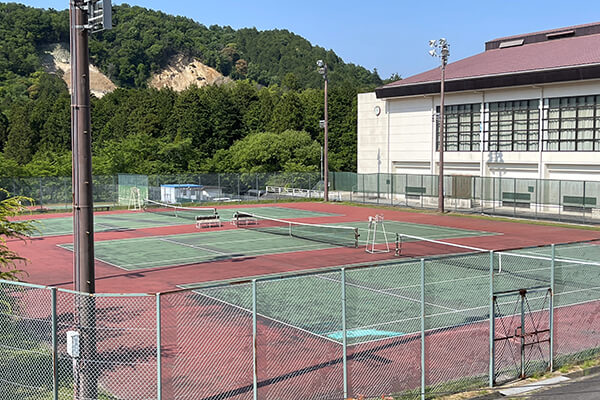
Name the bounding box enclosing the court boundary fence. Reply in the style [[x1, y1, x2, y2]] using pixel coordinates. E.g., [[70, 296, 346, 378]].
[[2, 240, 600, 399], [3, 172, 600, 224]]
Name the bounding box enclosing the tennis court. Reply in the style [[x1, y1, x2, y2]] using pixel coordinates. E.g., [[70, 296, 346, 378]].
[[181, 241, 600, 348], [30, 205, 339, 237], [57, 217, 497, 270]]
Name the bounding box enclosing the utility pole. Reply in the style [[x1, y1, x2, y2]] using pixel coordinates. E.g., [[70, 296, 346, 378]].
[[317, 60, 329, 201], [70, 1, 111, 398], [429, 38, 450, 213]]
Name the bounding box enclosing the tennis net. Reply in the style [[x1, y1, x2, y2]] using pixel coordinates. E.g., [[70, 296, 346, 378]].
[[396, 233, 486, 258], [144, 199, 217, 220], [234, 211, 359, 248]]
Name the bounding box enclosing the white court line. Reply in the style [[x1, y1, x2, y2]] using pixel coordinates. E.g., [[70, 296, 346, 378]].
[[158, 237, 227, 256], [117, 241, 332, 269], [195, 290, 341, 345], [316, 275, 457, 311]]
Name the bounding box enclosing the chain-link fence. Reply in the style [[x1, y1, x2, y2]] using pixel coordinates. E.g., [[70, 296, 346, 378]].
[[3, 240, 600, 399], [4, 172, 600, 223], [327, 172, 600, 224]]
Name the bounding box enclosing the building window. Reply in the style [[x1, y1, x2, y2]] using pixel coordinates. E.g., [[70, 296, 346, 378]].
[[544, 95, 600, 151], [486, 100, 539, 151], [436, 103, 481, 151]]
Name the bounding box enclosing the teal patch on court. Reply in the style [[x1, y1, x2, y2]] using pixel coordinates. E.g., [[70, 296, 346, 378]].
[[326, 329, 405, 340]]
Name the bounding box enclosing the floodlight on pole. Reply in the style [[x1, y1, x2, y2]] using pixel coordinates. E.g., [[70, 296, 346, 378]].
[[317, 60, 329, 202], [429, 38, 450, 213]]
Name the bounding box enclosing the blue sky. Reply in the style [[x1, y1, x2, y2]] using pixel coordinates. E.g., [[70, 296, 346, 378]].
[[18, 0, 599, 80]]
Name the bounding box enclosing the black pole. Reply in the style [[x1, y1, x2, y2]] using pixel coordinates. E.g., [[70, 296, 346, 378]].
[[70, 1, 97, 398], [438, 63, 446, 213], [323, 74, 329, 202], [71, 0, 95, 294]]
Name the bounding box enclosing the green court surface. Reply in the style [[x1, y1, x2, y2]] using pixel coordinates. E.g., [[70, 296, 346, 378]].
[[184, 242, 600, 346], [31, 206, 338, 237], [58, 220, 495, 271]]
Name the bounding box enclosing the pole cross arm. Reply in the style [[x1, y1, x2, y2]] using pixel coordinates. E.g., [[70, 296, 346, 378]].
[[84, 0, 112, 32]]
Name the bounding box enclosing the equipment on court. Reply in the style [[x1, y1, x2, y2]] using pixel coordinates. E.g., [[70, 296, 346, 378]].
[[128, 187, 142, 211], [144, 199, 218, 222], [234, 211, 359, 248], [365, 214, 390, 254]]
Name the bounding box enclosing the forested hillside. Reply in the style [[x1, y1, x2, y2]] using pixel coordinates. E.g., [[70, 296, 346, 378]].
[[0, 2, 385, 176]]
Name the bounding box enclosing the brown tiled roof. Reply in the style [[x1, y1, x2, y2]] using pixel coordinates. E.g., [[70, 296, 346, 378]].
[[489, 21, 599, 43], [383, 31, 600, 89]]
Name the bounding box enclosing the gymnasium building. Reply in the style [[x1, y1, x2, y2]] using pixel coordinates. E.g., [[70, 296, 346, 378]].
[[358, 22, 600, 183]]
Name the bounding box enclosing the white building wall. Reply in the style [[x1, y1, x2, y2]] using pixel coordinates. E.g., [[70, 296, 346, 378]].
[[358, 79, 600, 181], [357, 92, 387, 174]]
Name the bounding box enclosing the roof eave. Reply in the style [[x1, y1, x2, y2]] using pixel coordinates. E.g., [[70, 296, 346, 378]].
[[376, 63, 600, 99]]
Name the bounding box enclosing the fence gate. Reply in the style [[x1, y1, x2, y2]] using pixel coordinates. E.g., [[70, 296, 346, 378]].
[[492, 287, 552, 385]]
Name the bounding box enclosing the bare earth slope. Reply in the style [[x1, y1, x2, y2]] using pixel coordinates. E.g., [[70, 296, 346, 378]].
[[41, 43, 117, 98], [149, 54, 231, 91], [42, 45, 230, 94]]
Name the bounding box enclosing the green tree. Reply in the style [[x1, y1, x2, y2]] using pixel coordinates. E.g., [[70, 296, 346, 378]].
[[269, 91, 304, 133], [210, 130, 319, 172], [0, 111, 7, 151], [0, 189, 36, 280], [4, 102, 34, 164]]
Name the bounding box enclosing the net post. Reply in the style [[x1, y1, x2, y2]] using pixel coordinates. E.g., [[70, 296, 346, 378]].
[[420, 258, 426, 400], [252, 279, 258, 400], [354, 228, 359, 248], [489, 250, 495, 387], [341, 268, 348, 398], [156, 293, 162, 400], [51, 287, 58, 400], [550, 244, 555, 372]]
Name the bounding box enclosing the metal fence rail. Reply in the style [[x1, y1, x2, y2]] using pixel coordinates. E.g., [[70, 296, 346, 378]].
[[3, 172, 600, 224], [3, 240, 600, 399], [329, 172, 600, 224]]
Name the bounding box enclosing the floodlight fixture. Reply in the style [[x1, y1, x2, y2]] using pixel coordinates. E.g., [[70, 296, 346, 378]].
[[85, 0, 112, 32], [429, 49, 437, 57], [429, 39, 437, 47], [317, 59, 324, 68]]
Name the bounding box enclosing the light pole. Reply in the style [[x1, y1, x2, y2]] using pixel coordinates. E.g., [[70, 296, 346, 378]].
[[70, 1, 111, 398], [317, 59, 329, 201], [429, 38, 450, 213]]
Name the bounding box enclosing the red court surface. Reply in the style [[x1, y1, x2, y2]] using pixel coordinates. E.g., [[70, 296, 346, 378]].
[[9, 201, 600, 293], [7, 201, 600, 400]]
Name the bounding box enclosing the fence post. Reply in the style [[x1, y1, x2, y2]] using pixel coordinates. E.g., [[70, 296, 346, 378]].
[[550, 244, 555, 371], [421, 174, 424, 209], [256, 175, 259, 201], [535, 179, 539, 219], [558, 180, 562, 221], [218, 174, 221, 197], [51, 287, 58, 400], [420, 258, 426, 400], [39, 177, 44, 208], [582, 181, 587, 224], [252, 279, 258, 400], [156, 293, 162, 400], [480, 177, 484, 214], [377, 172, 380, 204], [390, 173, 394, 206], [341, 268, 348, 398], [489, 250, 495, 387], [491, 177, 495, 213], [362, 174, 365, 203]]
